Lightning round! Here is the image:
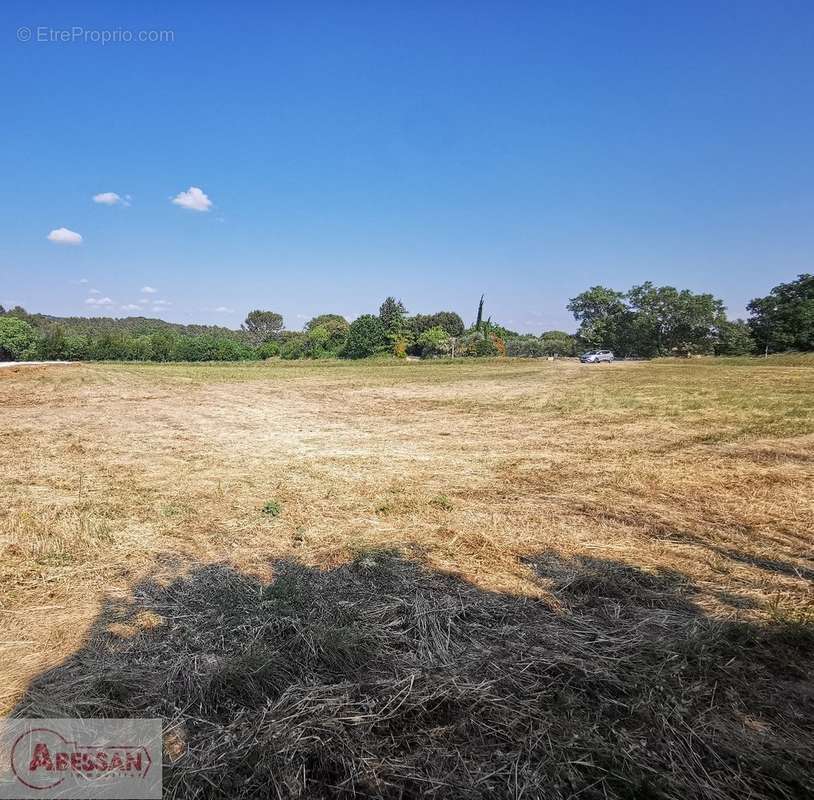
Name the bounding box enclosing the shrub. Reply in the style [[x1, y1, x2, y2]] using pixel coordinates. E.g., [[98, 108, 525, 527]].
[[0, 316, 39, 360], [171, 336, 202, 362], [305, 325, 332, 358], [540, 331, 577, 357], [213, 338, 253, 361], [394, 338, 407, 358], [256, 341, 280, 359], [459, 332, 500, 357], [172, 335, 253, 361], [88, 331, 134, 361], [280, 335, 307, 360], [417, 326, 452, 358], [506, 333, 576, 358], [342, 315, 388, 359], [505, 337, 546, 357], [429, 494, 453, 511]]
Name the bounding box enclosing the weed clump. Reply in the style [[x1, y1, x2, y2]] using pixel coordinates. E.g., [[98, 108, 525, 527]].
[[261, 499, 281, 517], [429, 494, 453, 511]]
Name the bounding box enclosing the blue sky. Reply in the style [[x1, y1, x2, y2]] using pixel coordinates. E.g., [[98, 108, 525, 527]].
[[1, 1, 812, 332]]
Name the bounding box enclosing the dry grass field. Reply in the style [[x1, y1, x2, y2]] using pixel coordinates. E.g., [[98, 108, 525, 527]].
[[1, 357, 813, 798]]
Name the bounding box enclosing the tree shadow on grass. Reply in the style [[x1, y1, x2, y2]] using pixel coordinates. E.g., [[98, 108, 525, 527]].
[[576, 504, 814, 584], [11, 551, 814, 799]]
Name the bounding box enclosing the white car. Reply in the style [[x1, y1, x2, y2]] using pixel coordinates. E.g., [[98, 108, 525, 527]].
[[580, 349, 614, 363]]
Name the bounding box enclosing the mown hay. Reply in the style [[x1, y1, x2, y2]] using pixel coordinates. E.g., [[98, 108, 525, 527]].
[[14, 550, 814, 799]]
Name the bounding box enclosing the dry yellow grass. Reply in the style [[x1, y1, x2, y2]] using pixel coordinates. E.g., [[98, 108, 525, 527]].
[[1, 357, 812, 797]]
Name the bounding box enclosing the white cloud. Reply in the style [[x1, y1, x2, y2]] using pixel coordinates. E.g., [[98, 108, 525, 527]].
[[93, 192, 124, 206], [171, 186, 212, 212], [214, 306, 234, 313], [89, 288, 101, 295], [86, 296, 113, 306], [78, 278, 88, 284], [47, 227, 83, 245], [141, 286, 157, 294], [152, 299, 171, 306], [120, 304, 141, 311]]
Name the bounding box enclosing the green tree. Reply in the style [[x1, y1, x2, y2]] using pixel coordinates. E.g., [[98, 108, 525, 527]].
[[748, 274, 814, 353], [89, 331, 134, 360], [0, 316, 39, 360], [567, 286, 630, 352], [5, 306, 33, 322], [129, 336, 154, 361], [539, 330, 577, 356], [303, 325, 332, 358], [378, 297, 407, 340], [404, 312, 464, 355], [626, 283, 726, 356], [407, 312, 461, 339], [63, 335, 90, 360], [458, 330, 500, 357], [209, 336, 252, 361], [475, 295, 485, 330], [343, 315, 387, 359], [715, 319, 755, 355], [569, 283, 729, 357], [305, 313, 346, 331], [172, 336, 203, 361], [242, 310, 284, 345], [280, 334, 307, 360], [484, 322, 519, 340], [305, 314, 349, 353], [149, 331, 176, 362], [40, 326, 67, 359], [256, 340, 280, 359], [430, 311, 465, 337], [417, 326, 452, 358]]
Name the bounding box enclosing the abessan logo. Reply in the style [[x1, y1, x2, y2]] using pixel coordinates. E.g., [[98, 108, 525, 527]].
[[0, 719, 162, 799], [11, 727, 151, 789]]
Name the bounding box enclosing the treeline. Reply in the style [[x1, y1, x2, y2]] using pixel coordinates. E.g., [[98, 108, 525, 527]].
[[568, 273, 813, 357], [0, 310, 255, 362], [0, 297, 572, 363], [8, 312, 245, 340], [0, 273, 811, 362]]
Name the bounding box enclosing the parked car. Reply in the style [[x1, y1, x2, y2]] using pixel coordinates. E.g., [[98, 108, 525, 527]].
[[580, 349, 614, 363]]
